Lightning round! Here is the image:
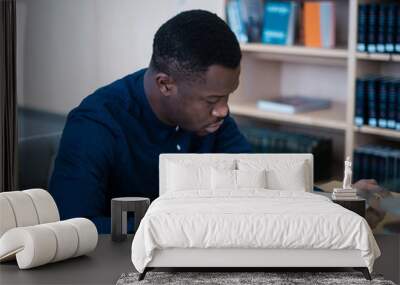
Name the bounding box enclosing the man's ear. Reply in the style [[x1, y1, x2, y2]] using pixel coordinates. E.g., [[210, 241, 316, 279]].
[[155, 72, 177, 97]]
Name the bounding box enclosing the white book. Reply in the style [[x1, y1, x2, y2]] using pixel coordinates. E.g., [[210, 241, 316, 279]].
[[332, 194, 358, 200], [257, 96, 331, 114], [332, 196, 360, 201], [333, 189, 357, 194], [333, 193, 357, 197]]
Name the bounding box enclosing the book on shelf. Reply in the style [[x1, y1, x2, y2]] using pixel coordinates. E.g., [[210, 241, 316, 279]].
[[240, 0, 264, 42], [366, 77, 379, 127], [367, 3, 378, 53], [378, 78, 389, 128], [397, 81, 400, 130], [354, 76, 400, 130], [226, 0, 339, 48], [261, 1, 297, 45], [354, 78, 368, 126], [333, 188, 357, 194], [303, 1, 335, 48], [376, 4, 387, 53], [332, 192, 357, 197], [357, 3, 400, 54], [226, 0, 249, 43], [331, 194, 359, 200], [396, 4, 400, 53], [239, 126, 332, 181], [386, 3, 396, 53], [257, 96, 331, 114], [357, 4, 369, 52], [353, 145, 400, 193], [332, 193, 358, 199], [387, 79, 398, 129]]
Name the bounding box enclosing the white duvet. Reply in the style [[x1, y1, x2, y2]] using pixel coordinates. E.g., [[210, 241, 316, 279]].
[[131, 190, 380, 273]]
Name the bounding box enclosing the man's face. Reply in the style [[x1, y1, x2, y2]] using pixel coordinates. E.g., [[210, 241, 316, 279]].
[[170, 65, 240, 136]]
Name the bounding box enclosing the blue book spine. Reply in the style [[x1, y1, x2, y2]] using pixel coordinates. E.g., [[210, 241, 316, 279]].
[[386, 4, 396, 53], [370, 148, 380, 181], [382, 150, 391, 185], [354, 78, 367, 126], [388, 151, 396, 184], [377, 148, 386, 184], [353, 149, 362, 181], [362, 147, 372, 178], [387, 80, 397, 129], [396, 4, 400, 53], [378, 79, 388, 128], [376, 4, 387, 53], [367, 4, 378, 53], [357, 4, 369, 52], [262, 1, 292, 45], [396, 152, 400, 189], [361, 147, 370, 179], [320, 2, 334, 48], [227, 0, 249, 43], [396, 81, 400, 130], [367, 78, 379, 127]]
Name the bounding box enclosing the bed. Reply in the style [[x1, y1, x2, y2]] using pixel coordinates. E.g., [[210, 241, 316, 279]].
[[131, 154, 381, 280]]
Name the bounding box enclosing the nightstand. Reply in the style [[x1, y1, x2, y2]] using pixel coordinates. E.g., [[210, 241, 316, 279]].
[[332, 198, 366, 218], [312, 191, 366, 218], [111, 197, 150, 242]]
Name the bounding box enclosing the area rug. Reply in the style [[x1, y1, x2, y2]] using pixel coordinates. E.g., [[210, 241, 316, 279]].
[[116, 271, 396, 285]]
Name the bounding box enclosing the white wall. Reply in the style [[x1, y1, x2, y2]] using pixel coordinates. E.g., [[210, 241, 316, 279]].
[[16, 0, 225, 114]]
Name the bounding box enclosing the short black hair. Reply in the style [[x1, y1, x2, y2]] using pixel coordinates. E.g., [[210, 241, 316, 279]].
[[150, 10, 241, 82]]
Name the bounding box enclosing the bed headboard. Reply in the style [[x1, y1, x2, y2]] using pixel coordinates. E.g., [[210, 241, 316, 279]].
[[159, 153, 313, 195]]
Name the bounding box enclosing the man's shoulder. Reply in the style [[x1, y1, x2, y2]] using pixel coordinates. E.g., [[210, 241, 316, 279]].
[[69, 69, 146, 118], [83, 69, 145, 109]]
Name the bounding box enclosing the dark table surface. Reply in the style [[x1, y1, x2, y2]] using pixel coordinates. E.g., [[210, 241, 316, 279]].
[[0, 235, 134, 285]]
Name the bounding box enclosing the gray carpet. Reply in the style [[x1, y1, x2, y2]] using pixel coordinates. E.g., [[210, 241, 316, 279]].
[[116, 271, 396, 285]]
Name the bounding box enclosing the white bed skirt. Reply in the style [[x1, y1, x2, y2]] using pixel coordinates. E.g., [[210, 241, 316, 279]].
[[148, 248, 366, 268]]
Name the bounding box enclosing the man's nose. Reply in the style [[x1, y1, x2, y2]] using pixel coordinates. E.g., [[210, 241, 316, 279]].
[[212, 103, 229, 118]]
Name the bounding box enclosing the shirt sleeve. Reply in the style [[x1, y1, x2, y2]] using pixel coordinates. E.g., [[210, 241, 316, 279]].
[[48, 113, 115, 223], [213, 116, 252, 153]]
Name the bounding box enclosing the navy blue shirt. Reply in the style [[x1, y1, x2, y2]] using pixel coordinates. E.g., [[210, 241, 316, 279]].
[[49, 68, 251, 233]]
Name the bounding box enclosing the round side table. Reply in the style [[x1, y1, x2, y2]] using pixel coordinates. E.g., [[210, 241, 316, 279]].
[[111, 197, 150, 242]]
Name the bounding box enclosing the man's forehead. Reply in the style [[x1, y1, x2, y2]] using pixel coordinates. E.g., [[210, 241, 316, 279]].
[[201, 65, 240, 95]]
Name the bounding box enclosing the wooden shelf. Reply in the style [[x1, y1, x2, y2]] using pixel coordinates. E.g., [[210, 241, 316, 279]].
[[230, 101, 347, 131], [241, 43, 348, 59], [354, 125, 400, 139], [227, 0, 400, 169], [356, 52, 400, 62]]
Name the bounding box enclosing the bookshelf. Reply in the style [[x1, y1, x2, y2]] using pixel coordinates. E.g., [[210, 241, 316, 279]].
[[241, 43, 348, 59], [225, 0, 400, 182], [356, 52, 397, 62], [354, 125, 400, 139], [230, 101, 347, 131], [240, 43, 348, 66]]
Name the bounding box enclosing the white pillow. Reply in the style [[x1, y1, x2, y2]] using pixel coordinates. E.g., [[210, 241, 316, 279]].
[[265, 165, 307, 191], [236, 169, 267, 188], [211, 168, 267, 190], [166, 162, 212, 191], [211, 168, 236, 190], [238, 159, 308, 191], [166, 159, 236, 193], [166, 158, 236, 171]]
